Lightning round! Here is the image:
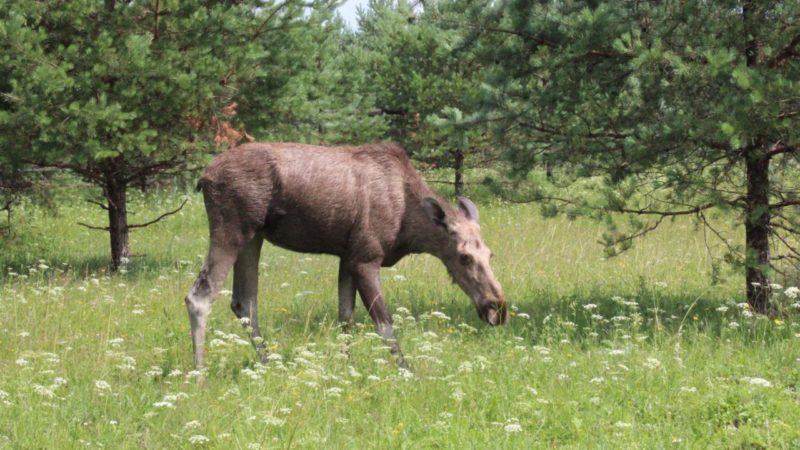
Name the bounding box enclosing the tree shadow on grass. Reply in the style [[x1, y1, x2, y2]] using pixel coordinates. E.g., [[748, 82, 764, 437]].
[[0, 253, 197, 281]]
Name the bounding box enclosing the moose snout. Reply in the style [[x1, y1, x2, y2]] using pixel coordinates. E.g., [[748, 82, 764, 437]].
[[479, 299, 508, 326]]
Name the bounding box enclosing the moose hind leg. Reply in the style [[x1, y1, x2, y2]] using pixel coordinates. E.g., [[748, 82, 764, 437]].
[[185, 244, 241, 371], [231, 236, 268, 363]]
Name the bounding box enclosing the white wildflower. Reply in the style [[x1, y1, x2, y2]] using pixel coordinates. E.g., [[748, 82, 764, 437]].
[[744, 377, 772, 388], [186, 370, 203, 380], [153, 401, 175, 409], [326, 387, 343, 398], [430, 311, 451, 321], [398, 367, 414, 379], [583, 303, 598, 311], [451, 388, 465, 402], [209, 339, 227, 348], [15, 358, 28, 367], [32, 384, 55, 398], [503, 421, 522, 433], [784, 286, 800, 299], [184, 420, 202, 430], [643, 358, 661, 369], [716, 306, 729, 313], [188, 434, 210, 445], [95, 380, 111, 391], [263, 416, 286, 427], [517, 312, 530, 320]]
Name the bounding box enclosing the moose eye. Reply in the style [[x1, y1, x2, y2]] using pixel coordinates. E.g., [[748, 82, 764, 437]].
[[459, 254, 473, 266]]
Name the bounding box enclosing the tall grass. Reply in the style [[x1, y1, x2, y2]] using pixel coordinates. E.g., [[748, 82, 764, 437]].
[[1, 189, 799, 448]]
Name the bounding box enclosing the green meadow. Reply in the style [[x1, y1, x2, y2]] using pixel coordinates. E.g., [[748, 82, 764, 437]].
[[1, 187, 799, 449]]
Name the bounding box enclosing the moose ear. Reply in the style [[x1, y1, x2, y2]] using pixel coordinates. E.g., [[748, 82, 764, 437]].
[[458, 197, 479, 223], [422, 197, 447, 228]]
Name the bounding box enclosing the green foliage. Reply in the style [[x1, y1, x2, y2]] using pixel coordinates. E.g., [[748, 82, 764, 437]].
[[350, 0, 497, 190], [239, 11, 388, 144], [468, 1, 800, 304], [0, 0, 339, 267]]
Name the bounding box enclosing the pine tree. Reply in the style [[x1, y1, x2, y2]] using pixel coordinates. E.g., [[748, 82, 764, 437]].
[[472, 1, 800, 311], [353, 0, 492, 195], [0, 0, 333, 270]]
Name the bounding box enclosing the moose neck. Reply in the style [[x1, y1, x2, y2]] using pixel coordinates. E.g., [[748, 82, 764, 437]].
[[398, 186, 453, 260]]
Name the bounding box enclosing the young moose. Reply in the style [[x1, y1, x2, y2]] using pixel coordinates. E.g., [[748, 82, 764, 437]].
[[185, 142, 507, 370]]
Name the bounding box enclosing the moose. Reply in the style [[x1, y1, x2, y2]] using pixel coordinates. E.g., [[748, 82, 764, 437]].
[[184, 142, 507, 370]]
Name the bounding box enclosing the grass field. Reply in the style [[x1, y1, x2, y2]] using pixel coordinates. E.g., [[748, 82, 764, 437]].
[[1, 188, 800, 449]]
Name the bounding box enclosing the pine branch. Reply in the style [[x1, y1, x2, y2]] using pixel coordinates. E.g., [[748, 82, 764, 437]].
[[126, 199, 187, 230], [77, 222, 109, 231], [610, 215, 666, 247], [767, 141, 796, 158], [23, 159, 103, 183], [770, 199, 800, 209], [768, 31, 800, 68], [771, 221, 800, 235], [699, 211, 741, 259], [614, 202, 716, 217], [772, 232, 800, 259], [86, 199, 109, 210], [122, 157, 184, 184]]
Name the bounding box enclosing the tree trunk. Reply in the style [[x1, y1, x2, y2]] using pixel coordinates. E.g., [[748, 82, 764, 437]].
[[744, 147, 771, 313], [453, 149, 464, 197], [742, 3, 770, 313], [106, 175, 130, 271]]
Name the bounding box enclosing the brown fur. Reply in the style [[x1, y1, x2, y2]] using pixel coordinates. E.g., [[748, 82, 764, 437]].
[[185, 142, 507, 372]]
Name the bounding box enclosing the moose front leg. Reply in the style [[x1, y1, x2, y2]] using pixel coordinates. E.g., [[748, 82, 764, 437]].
[[352, 262, 409, 369], [231, 237, 268, 363], [338, 259, 357, 334]]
